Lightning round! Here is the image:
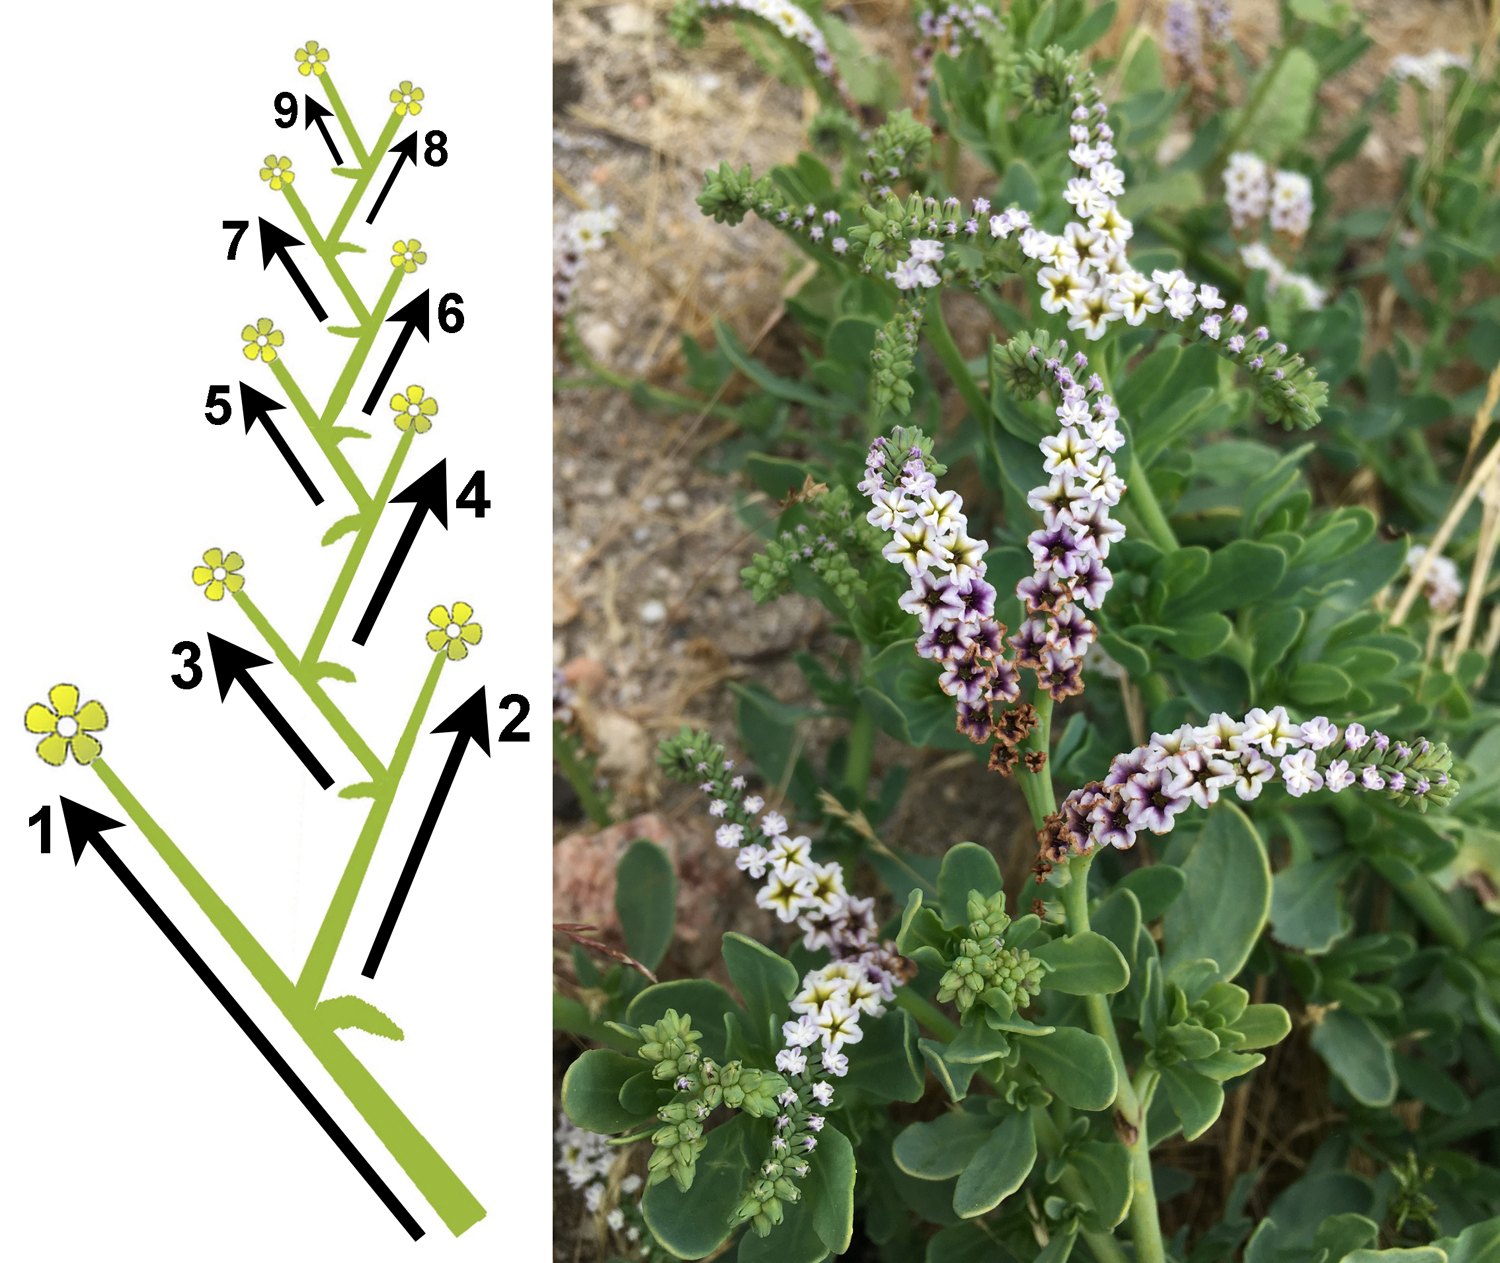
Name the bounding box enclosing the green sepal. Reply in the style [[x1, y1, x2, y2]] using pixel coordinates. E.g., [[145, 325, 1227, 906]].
[[315, 994, 404, 1041], [338, 782, 379, 799], [313, 661, 356, 684], [321, 514, 364, 546], [919, 1037, 979, 1102]]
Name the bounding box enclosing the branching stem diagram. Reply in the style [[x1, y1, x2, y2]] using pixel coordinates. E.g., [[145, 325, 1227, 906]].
[[15, 37, 512, 1245]]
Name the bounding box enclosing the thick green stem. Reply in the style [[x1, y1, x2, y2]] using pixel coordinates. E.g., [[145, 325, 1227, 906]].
[[317, 71, 368, 167], [1031, 1107, 1133, 1263], [233, 590, 385, 781], [894, 986, 959, 1042], [1016, 690, 1056, 829], [297, 650, 446, 1002], [267, 358, 372, 510], [282, 186, 370, 324], [303, 428, 416, 666], [1062, 852, 1166, 1263], [1125, 450, 1179, 552], [553, 723, 614, 828], [318, 265, 406, 433], [327, 109, 403, 245], [845, 706, 876, 801]]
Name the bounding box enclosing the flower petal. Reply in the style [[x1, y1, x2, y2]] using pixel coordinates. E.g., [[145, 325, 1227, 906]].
[[243, 344, 260, 360], [389, 391, 409, 412], [407, 385, 424, 403], [446, 637, 468, 661], [408, 239, 422, 251], [37, 734, 68, 766], [225, 573, 245, 593], [71, 732, 102, 765], [267, 330, 284, 346], [223, 552, 244, 572], [206, 580, 225, 601], [257, 317, 273, 335], [426, 628, 449, 652], [76, 700, 108, 732], [261, 346, 278, 363], [413, 415, 431, 433], [460, 622, 482, 645], [242, 324, 259, 342], [428, 604, 450, 627], [49, 684, 79, 717], [203, 547, 224, 568], [390, 89, 403, 103], [193, 566, 212, 585], [25, 703, 57, 734], [394, 413, 411, 431], [419, 397, 438, 415], [451, 601, 473, 623]]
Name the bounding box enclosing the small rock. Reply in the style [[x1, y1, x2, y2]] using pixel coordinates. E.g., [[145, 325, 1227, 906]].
[[640, 599, 667, 624], [577, 317, 620, 360], [641, 494, 663, 512], [606, 3, 652, 35], [594, 711, 651, 783], [632, 525, 651, 543], [563, 656, 610, 694], [665, 489, 691, 512]]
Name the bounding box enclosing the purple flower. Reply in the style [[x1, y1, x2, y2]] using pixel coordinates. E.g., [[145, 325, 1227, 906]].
[[1371, 731, 1390, 754], [1069, 501, 1126, 558], [1070, 554, 1114, 609], [1104, 746, 1150, 787], [955, 575, 997, 623], [1361, 766, 1386, 791], [1046, 604, 1096, 656], [988, 658, 1021, 703], [1010, 619, 1049, 670], [967, 617, 1007, 657], [1017, 569, 1077, 614], [915, 622, 974, 661], [956, 700, 993, 743], [899, 572, 965, 631], [1089, 790, 1136, 849], [939, 651, 990, 705], [1124, 766, 1191, 834], [1028, 524, 1085, 578]]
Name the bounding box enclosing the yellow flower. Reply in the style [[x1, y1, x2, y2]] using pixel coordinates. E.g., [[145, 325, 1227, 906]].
[[426, 603, 482, 660], [241, 317, 284, 363], [390, 384, 438, 433], [391, 238, 427, 272], [390, 81, 425, 116], [295, 40, 330, 75], [192, 547, 245, 601], [25, 684, 108, 767], [261, 155, 295, 190]]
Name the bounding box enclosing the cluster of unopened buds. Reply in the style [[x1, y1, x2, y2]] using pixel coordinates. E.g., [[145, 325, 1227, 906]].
[[1042, 709, 1457, 862], [913, 4, 1001, 88]]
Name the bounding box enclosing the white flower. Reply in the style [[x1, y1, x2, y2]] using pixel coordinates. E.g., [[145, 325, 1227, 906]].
[[1196, 285, 1226, 311], [908, 238, 945, 264], [1233, 754, 1276, 801], [606, 1208, 625, 1230], [1343, 723, 1368, 751], [621, 1174, 642, 1195], [585, 1183, 605, 1211], [1041, 427, 1095, 477], [1300, 717, 1339, 750], [743, 794, 765, 813], [1280, 749, 1324, 797], [1080, 455, 1126, 506], [1269, 169, 1313, 235], [1325, 759, 1354, 792], [708, 799, 727, 817], [1038, 264, 1090, 315], [775, 1047, 807, 1074], [791, 974, 851, 1016], [883, 518, 945, 575], [820, 1047, 849, 1077], [1242, 706, 1304, 757], [768, 834, 814, 873], [1164, 288, 1197, 321], [943, 530, 987, 581], [1109, 272, 1163, 326], [1200, 314, 1222, 339], [1068, 143, 1099, 167], [865, 486, 913, 530], [916, 488, 965, 535], [783, 1014, 821, 1047], [1088, 203, 1133, 245], [811, 1081, 834, 1105], [1362, 766, 1386, 791], [1090, 162, 1125, 197], [807, 1114, 826, 1132], [1067, 284, 1120, 341], [715, 823, 746, 848], [758, 868, 814, 922], [760, 810, 788, 837]]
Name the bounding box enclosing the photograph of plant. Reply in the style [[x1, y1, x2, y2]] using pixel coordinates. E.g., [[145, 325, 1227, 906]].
[[553, 1, 1500, 1260], [23, 40, 486, 1242]]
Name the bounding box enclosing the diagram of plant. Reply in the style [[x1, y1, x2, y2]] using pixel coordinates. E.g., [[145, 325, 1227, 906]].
[[18, 39, 512, 1242]]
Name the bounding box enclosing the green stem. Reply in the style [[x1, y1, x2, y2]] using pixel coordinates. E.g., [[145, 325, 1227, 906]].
[[318, 265, 406, 434], [267, 358, 372, 510], [318, 71, 368, 167], [553, 723, 614, 828], [1016, 689, 1056, 829], [233, 590, 385, 782], [303, 428, 415, 667], [1062, 852, 1166, 1263], [1031, 1107, 1133, 1263], [1125, 449, 1179, 552], [894, 986, 959, 1042], [328, 109, 403, 246], [845, 706, 876, 802], [297, 650, 446, 1002], [91, 757, 485, 1236], [1369, 854, 1469, 951], [282, 186, 370, 325]]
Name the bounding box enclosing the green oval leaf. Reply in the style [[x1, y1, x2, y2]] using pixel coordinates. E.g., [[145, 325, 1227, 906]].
[[806, 1122, 855, 1255], [1033, 930, 1130, 994], [615, 840, 677, 972], [644, 1113, 757, 1259], [893, 1112, 997, 1181], [1071, 1139, 1133, 1231], [1270, 854, 1357, 953], [1309, 1008, 1397, 1107], [1233, 1003, 1292, 1050], [937, 842, 1004, 927], [1022, 1026, 1117, 1111], [1160, 1063, 1224, 1140], [952, 1110, 1036, 1218], [561, 1048, 653, 1134], [1162, 803, 1270, 982], [721, 932, 798, 1050], [1118, 864, 1186, 921]]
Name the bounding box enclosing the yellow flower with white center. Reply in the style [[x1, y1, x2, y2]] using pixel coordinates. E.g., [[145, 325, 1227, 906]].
[[390, 384, 438, 433], [814, 1000, 864, 1052], [790, 974, 851, 1015], [426, 602, 482, 660], [391, 238, 427, 272], [241, 317, 284, 363], [260, 155, 294, 190], [758, 868, 814, 924], [192, 548, 245, 601], [295, 40, 329, 75], [389, 81, 425, 116], [25, 684, 107, 767]]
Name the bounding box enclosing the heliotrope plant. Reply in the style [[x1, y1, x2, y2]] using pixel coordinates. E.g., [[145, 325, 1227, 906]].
[[23, 41, 488, 1241]]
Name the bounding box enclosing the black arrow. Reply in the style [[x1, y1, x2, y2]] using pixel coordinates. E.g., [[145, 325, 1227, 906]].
[[303, 95, 344, 164], [206, 634, 333, 789], [258, 218, 328, 322], [360, 291, 430, 416], [237, 383, 323, 505], [364, 132, 419, 226], [57, 798, 423, 1241], [351, 461, 448, 646], [361, 689, 489, 979]]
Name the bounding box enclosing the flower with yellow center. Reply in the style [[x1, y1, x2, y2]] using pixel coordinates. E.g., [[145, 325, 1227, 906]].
[[391, 239, 427, 272], [295, 41, 329, 75], [389, 81, 425, 116], [426, 602, 482, 660], [192, 547, 245, 601], [241, 317, 284, 363], [390, 385, 438, 433], [25, 684, 108, 767], [260, 155, 295, 191]]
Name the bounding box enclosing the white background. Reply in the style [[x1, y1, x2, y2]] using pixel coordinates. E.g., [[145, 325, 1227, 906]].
[[0, 3, 550, 1258]]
